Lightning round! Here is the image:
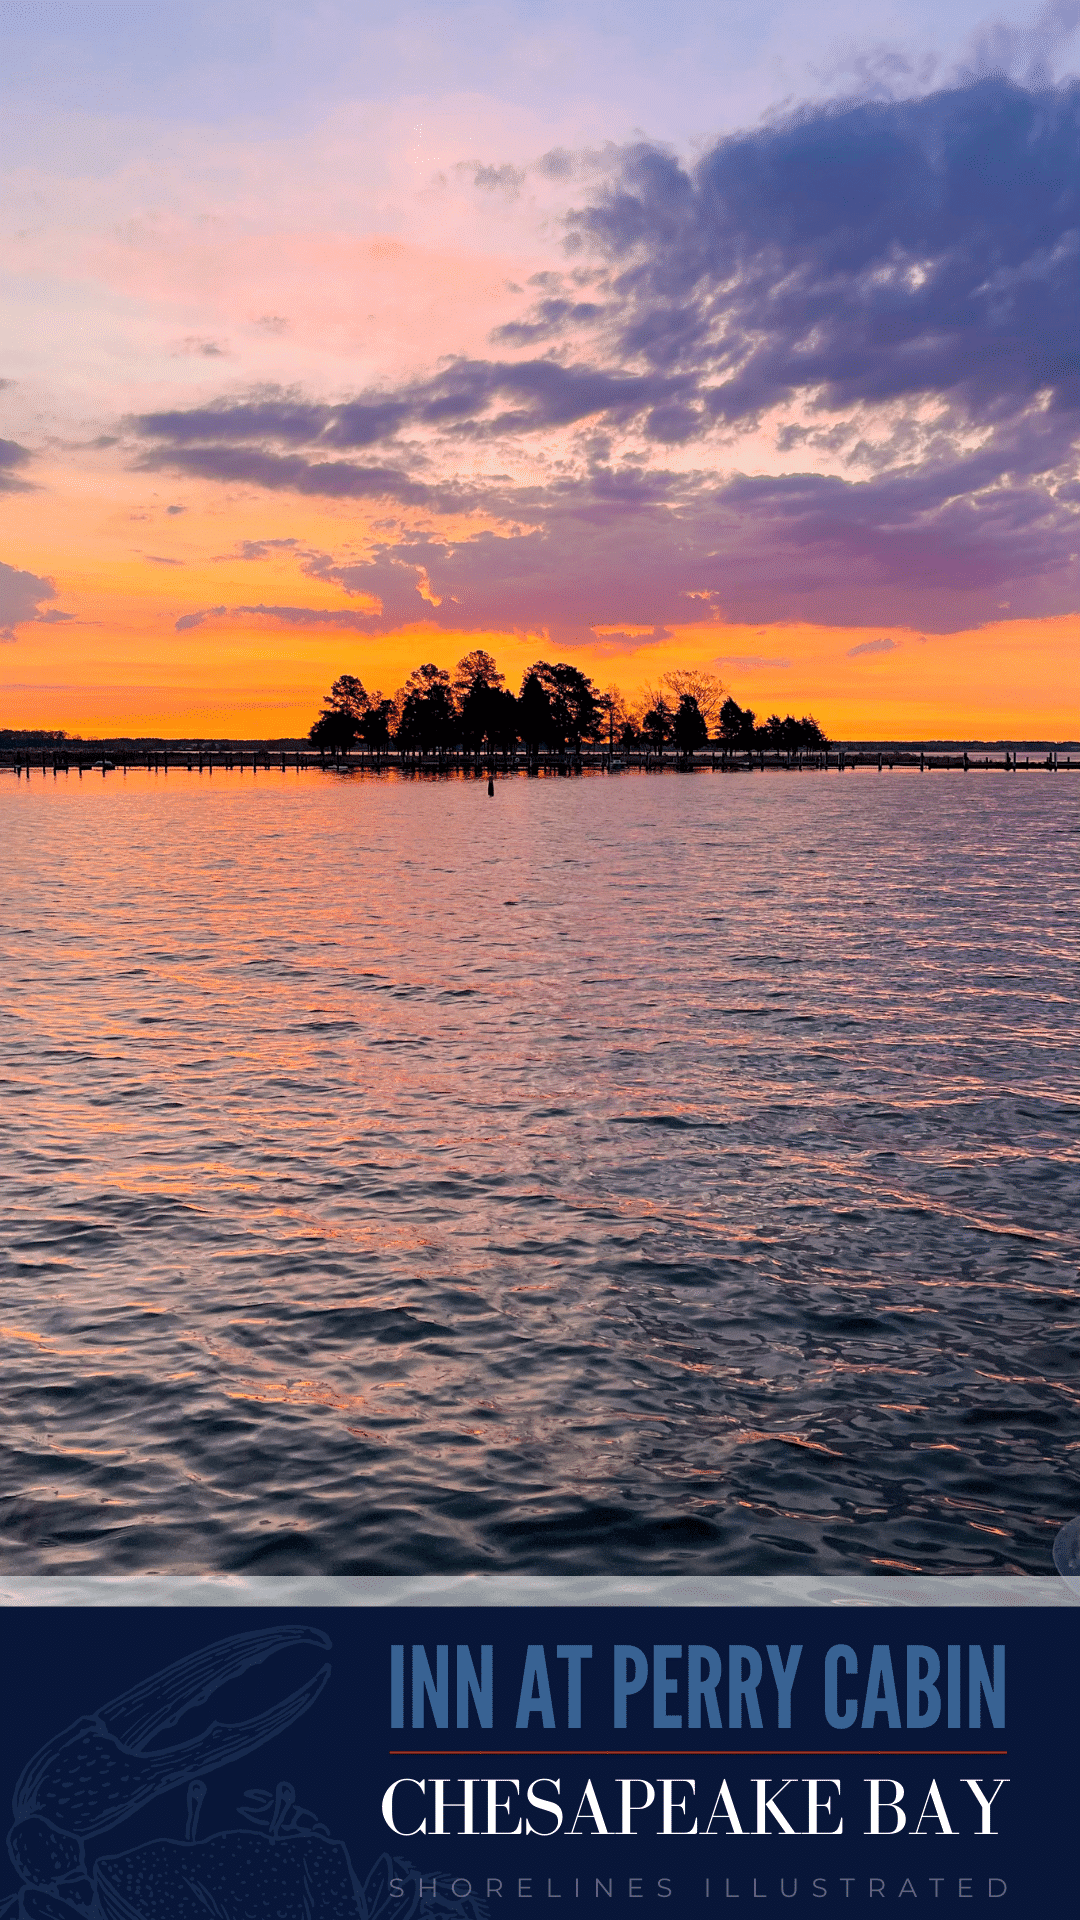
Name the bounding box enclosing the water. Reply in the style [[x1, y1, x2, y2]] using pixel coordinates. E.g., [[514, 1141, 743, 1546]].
[[2, 766, 1077, 1574]]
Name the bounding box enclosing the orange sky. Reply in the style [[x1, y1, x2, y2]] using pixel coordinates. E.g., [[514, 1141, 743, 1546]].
[[3, 467, 1076, 740]]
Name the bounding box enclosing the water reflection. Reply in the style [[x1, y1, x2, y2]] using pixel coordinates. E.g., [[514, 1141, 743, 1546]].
[[1, 769, 1076, 1572]]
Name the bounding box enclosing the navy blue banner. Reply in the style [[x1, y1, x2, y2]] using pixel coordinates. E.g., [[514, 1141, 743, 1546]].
[[2, 1607, 1072, 1916]]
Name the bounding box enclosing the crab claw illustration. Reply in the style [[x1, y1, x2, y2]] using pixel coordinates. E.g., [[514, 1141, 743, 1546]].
[[8, 1626, 331, 1887]]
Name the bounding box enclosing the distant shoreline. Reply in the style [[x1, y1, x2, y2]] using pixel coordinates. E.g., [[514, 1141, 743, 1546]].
[[3, 732, 1078, 753]]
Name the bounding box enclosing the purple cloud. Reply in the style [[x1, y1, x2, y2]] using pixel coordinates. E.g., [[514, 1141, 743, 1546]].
[[131, 357, 691, 461], [175, 605, 227, 631], [712, 653, 793, 669], [123, 77, 1077, 637], [0, 438, 34, 495], [136, 441, 435, 506], [235, 537, 299, 559], [175, 603, 381, 634], [174, 337, 230, 358], [0, 559, 66, 639], [847, 636, 901, 657], [571, 77, 1078, 439]]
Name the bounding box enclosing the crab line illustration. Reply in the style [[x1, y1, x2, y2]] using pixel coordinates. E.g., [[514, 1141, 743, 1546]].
[[3, 1628, 482, 1920]]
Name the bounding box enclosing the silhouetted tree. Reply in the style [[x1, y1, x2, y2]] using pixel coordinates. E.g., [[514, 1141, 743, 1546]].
[[358, 696, 395, 748], [796, 714, 828, 749], [455, 649, 516, 749], [453, 649, 502, 702], [309, 709, 358, 752], [517, 669, 553, 753], [327, 674, 368, 722], [660, 669, 726, 733], [395, 663, 456, 751], [1, 728, 68, 745], [309, 672, 370, 751], [597, 684, 630, 753], [640, 697, 674, 749], [673, 693, 709, 753], [756, 712, 829, 751], [483, 685, 520, 749], [719, 696, 756, 745], [549, 662, 602, 747], [302, 652, 827, 766], [518, 661, 602, 751]]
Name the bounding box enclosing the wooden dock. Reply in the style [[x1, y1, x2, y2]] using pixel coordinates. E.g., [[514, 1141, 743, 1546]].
[[3, 743, 1078, 778]]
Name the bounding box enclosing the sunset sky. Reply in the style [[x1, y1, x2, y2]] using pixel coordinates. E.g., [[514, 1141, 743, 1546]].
[[2, 1, 1077, 739]]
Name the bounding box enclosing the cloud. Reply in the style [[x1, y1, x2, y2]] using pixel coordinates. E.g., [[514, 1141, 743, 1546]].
[[169, 429, 1076, 643], [143, 553, 185, 566], [472, 162, 525, 194], [571, 77, 1078, 441], [847, 636, 901, 657], [134, 439, 436, 506], [234, 537, 300, 559], [491, 299, 604, 347], [957, 1, 1080, 89], [175, 605, 227, 631], [135, 420, 1078, 639], [130, 70, 1079, 473], [175, 601, 382, 634], [165, 503, 186, 515], [130, 356, 692, 456], [174, 336, 230, 358], [0, 438, 34, 495], [712, 654, 793, 669], [0, 559, 66, 639], [121, 77, 1078, 636], [272, 439, 1077, 638]]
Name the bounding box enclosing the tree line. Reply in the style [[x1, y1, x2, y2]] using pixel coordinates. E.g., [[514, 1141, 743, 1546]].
[[308, 652, 827, 756]]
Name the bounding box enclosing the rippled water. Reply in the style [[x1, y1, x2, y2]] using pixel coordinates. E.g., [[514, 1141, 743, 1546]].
[[2, 766, 1077, 1574]]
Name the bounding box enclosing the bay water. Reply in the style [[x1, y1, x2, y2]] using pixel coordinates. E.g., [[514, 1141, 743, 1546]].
[[2, 767, 1076, 1573]]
